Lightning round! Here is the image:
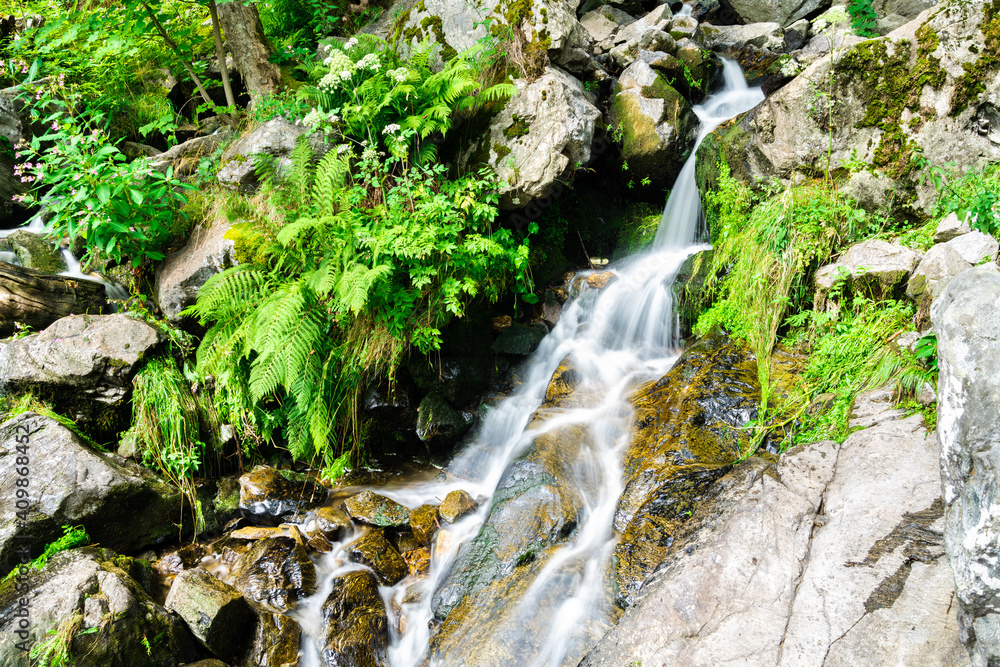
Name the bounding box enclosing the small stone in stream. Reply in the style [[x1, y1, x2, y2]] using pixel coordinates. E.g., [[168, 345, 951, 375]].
[[309, 533, 333, 553], [228, 526, 285, 541], [165, 567, 255, 662], [314, 505, 353, 538], [586, 271, 617, 289], [153, 543, 206, 576], [492, 315, 513, 332], [238, 465, 325, 521], [342, 489, 411, 527], [409, 504, 440, 545], [402, 582, 425, 605], [439, 490, 478, 524], [229, 536, 317, 613], [434, 528, 456, 556], [403, 548, 431, 577], [347, 530, 408, 586], [393, 529, 423, 554]]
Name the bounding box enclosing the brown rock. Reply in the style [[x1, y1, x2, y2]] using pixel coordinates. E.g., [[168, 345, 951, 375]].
[[492, 315, 513, 332], [314, 506, 353, 539], [409, 504, 440, 546], [347, 530, 408, 586], [403, 548, 431, 577], [342, 490, 411, 528], [586, 271, 617, 289], [439, 490, 478, 524]]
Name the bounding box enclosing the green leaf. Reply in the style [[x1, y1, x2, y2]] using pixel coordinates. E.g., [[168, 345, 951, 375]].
[[128, 189, 144, 205]]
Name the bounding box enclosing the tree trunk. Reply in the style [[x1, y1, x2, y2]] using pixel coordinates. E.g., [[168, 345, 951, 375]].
[[0, 261, 107, 335], [217, 1, 280, 102]]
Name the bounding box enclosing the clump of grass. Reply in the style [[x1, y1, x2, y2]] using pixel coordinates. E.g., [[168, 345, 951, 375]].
[[783, 297, 931, 444], [694, 165, 869, 456], [3, 525, 90, 584], [123, 354, 208, 533], [0, 393, 101, 450], [30, 613, 84, 667]]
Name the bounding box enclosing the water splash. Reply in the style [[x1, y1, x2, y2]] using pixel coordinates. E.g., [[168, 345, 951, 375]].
[[298, 60, 764, 667]]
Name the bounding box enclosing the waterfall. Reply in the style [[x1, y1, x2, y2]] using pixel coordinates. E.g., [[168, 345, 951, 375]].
[[296, 60, 764, 667]]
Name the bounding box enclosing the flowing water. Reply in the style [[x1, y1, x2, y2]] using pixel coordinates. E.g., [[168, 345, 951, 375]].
[[0, 210, 130, 299], [295, 59, 764, 667]]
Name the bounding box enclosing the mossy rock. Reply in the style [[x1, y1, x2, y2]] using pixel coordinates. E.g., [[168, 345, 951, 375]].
[[320, 570, 390, 667], [229, 537, 317, 613], [347, 529, 408, 586], [342, 489, 411, 528], [493, 323, 547, 356], [7, 230, 66, 273]]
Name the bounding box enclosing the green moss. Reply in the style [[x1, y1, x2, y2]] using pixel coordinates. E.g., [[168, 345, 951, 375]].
[[492, 141, 511, 160], [952, 0, 1000, 115], [835, 40, 921, 179], [503, 114, 530, 140]]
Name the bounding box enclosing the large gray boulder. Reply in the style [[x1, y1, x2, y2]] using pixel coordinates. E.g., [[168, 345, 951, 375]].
[[726, 0, 829, 26], [609, 58, 699, 188], [933, 263, 1000, 666], [0, 413, 183, 578], [814, 239, 922, 304], [164, 567, 255, 661], [698, 0, 1000, 215], [581, 397, 966, 666], [907, 243, 975, 301], [217, 118, 308, 191], [387, 0, 592, 72], [874, 0, 942, 34], [696, 22, 785, 51], [0, 547, 201, 666], [467, 66, 602, 209], [936, 211, 973, 242], [0, 313, 163, 421], [947, 231, 999, 265], [603, 4, 674, 68], [155, 214, 237, 322]]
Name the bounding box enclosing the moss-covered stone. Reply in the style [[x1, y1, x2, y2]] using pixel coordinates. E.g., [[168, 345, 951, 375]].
[[347, 530, 408, 585], [320, 570, 390, 667], [342, 490, 411, 528], [7, 230, 66, 273]]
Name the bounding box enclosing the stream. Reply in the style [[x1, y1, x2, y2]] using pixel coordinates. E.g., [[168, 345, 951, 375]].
[[292, 59, 764, 666]]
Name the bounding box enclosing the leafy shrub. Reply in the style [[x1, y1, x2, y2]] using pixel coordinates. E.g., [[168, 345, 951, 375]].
[[847, 0, 878, 38], [304, 35, 514, 162], [13, 98, 194, 265], [933, 162, 1000, 238], [186, 143, 532, 468]]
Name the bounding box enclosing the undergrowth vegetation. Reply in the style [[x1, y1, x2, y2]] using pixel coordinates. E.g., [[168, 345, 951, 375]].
[[186, 141, 532, 473], [696, 161, 940, 455]]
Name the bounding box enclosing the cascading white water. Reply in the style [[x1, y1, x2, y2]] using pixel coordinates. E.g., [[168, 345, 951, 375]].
[[0, 212, 130, 300], [296, 59, 764, 666]]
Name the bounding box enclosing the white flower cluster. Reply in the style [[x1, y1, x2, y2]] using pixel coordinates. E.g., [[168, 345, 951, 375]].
[[386, 67, 410, 84], [356, 53, 382, 72], [382, 123, 401, 135], [319, 50, 355, 91], [344, 37, 358, 50], [300, 109, 340, 128]]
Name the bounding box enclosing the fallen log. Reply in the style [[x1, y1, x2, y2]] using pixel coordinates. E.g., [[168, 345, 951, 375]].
[[0, 260, 107, 335]]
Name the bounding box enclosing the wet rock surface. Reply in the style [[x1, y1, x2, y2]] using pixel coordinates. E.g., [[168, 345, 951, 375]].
[[409, 503, 440, 546], [165, 567, 255, 662], [415, 392, 472, 451], [244, 611, 302, 667], [229, 536, 317, 613], [613, 334, 760, 601], [581, 398, 965, 666], [347, 530, 408, 586], [342, 489, 411, 528], [238, 466, 324, 521], [933, 264, 1000, 665], [320, 570, 390, 667], [0, 547, 201, 666], [0, 413, 182, 577]]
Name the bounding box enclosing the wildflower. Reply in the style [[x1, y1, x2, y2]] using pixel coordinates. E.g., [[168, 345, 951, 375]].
[[336, 144, 351, 154], [387, 67, 409, 83], [356, 53, 381, 72], [344, 37, 358, 50], [382, 123, 401, 135], [51, 121, 58, 131], [339, 70, 352, 81], [362, 147, 378, 161]]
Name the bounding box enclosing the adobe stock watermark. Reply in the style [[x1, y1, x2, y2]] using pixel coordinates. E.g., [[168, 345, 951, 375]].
[[9, 419, 34, 659]]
